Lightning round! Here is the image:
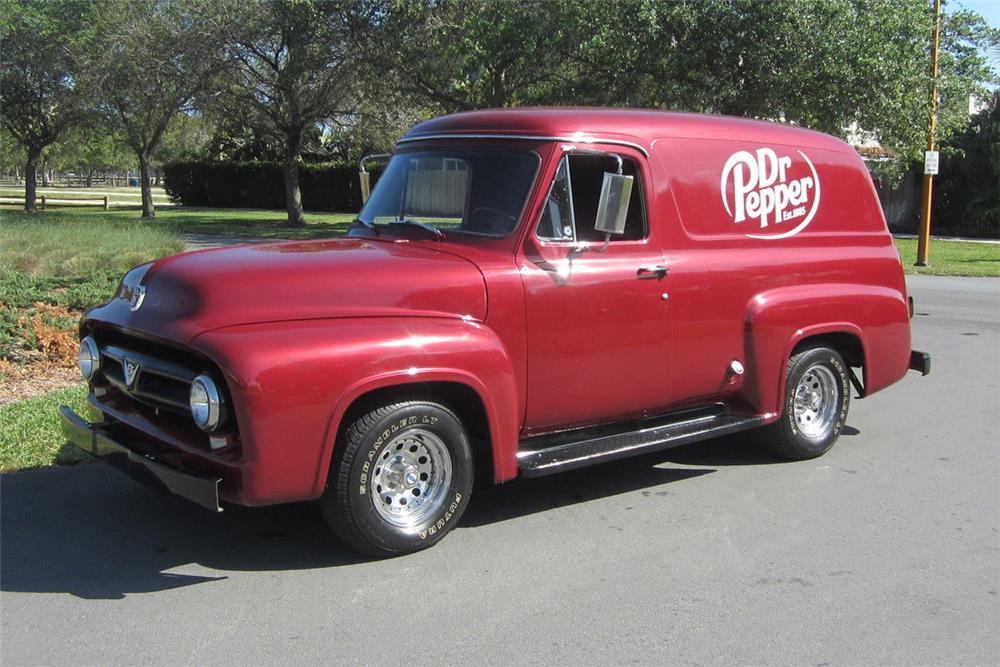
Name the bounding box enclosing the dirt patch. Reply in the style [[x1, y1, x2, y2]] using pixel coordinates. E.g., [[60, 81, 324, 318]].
[[21, 303, 78, 361], [0, 364, 82, 406], [1, 301, 83, 405]]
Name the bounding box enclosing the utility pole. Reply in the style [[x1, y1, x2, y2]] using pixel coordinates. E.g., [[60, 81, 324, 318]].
[[916, 0, 943, 267]]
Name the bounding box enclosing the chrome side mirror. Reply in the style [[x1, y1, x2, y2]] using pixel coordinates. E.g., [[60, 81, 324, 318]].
[[359, 153, 391, 206], [594, 172, 634, 235]]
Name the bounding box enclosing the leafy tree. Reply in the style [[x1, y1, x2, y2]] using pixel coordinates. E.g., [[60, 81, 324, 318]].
[[0, 0, 93, 212], [364, 0, 998, 161], [219, 0, 358, 225], [570, 0, 996, 159], [360, 0, 575, 112], [47, 125, 132, 186], [154, 113, 214, 167], [321, 103, 430, 164], [85, 0, 229, 217], [0, 128, 27, 181]]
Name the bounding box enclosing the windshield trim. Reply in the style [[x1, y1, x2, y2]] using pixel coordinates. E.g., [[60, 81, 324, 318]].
[[398, 133, 650, 157], [358, 147, 541, 240]]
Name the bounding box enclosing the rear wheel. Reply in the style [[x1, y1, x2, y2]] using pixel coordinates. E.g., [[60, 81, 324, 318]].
[[764, 345, 851, 460], [321, 398, 473, 557]]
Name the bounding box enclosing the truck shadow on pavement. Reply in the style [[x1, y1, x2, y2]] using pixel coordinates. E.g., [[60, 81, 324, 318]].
[[0, 431, 817, 600], [464, 428, 846, 525]]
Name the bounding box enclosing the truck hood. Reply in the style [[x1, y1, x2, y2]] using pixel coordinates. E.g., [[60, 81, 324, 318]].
[[85, 238, 488, 344]]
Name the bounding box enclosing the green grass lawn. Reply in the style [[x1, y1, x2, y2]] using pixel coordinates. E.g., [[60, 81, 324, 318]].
[[0, 385, 92, 472], [0, 205, 356, 240], [895, 238, 1000, 277], [0, 214, 186, 369]]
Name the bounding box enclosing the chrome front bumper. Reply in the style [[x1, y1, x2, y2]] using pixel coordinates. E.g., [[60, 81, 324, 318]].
[[60, 406, 222, 512]]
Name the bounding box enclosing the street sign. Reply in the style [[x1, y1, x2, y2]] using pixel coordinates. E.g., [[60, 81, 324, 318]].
[[924, 150, 939, 175]]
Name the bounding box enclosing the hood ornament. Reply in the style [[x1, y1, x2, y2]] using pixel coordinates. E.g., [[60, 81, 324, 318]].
[[125, 284, 146, 311], [123, 358, 140, 388]]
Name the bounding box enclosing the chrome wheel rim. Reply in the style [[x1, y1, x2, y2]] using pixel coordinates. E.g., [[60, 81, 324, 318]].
[[370, 428, 452, 530], [793, 364, 839, 438]]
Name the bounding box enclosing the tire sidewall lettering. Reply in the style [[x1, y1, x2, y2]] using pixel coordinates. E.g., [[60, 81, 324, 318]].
[[346, 405, 471, 553], [784, 349, 850, 450]]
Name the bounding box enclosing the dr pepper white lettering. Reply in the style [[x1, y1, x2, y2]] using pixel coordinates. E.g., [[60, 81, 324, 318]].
[[721, 147, 821, 239]]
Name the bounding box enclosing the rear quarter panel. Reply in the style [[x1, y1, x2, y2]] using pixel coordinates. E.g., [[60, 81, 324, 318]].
[[652, 135, 911, 416]]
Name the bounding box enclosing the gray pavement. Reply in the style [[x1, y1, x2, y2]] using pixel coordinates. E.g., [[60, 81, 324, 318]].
[[2, 274, 999, 666]]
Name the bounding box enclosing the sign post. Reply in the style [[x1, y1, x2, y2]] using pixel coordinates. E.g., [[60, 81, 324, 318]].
[[923, 150, 939, 176], [916, 0, 942, 267]]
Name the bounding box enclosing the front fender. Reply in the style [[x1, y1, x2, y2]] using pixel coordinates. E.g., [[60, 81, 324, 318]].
[[742, 283, 910, 417], [190, 316, 518, 505]]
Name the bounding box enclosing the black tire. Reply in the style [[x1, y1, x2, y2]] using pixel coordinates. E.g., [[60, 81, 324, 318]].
[[763, 345, 851, 460], [320, 398, 474, 557]]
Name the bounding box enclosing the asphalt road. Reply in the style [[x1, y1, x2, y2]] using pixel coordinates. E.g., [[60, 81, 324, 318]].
[[3, 274, 998, 666]]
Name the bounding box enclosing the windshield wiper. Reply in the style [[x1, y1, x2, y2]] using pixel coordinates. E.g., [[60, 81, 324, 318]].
[[352, 217, 379, 236], [388, 218, 445, 240]]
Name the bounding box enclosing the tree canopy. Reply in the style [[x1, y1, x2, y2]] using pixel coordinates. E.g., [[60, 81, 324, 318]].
[[217, 0, 358, 225], [84, 0, 229, 216], [1, 0, 997, 224], [0, 0, 95, 211]]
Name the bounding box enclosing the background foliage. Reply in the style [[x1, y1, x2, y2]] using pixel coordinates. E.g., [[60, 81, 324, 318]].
[[933, 91, 1000, 236], [163, 161, 379, 211], [1, 0, 998, 230]]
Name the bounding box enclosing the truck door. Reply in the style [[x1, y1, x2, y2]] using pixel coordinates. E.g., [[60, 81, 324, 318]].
[[518, 150, 673, 433]]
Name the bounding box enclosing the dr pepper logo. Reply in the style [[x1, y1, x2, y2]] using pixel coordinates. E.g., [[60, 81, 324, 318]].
[[721, 147, 821, 239]]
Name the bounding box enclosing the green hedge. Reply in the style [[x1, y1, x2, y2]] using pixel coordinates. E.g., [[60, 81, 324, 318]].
[[163, 161, 382, 212]]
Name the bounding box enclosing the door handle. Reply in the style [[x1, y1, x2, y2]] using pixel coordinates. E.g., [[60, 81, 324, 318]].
[[637, 265, 669, 280]]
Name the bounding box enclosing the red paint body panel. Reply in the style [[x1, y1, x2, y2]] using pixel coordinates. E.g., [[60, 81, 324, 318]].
[[79, 109, 918, 506], [186, 317, 519, 504], [85, 238, 488, 345]]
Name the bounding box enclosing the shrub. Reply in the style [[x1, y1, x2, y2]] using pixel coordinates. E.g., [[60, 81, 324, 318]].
[[932, 92, 999, 239], [163, 161, 382, 212]]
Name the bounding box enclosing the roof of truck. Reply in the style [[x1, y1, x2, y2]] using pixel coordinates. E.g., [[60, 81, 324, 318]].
[[400, 108, 854, 156]]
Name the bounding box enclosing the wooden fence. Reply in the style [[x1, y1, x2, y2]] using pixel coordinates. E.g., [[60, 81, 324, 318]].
[[0, 195, 110, 210]]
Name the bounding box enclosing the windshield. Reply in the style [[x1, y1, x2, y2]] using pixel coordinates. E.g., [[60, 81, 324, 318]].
[[357, 150, 539, 238]]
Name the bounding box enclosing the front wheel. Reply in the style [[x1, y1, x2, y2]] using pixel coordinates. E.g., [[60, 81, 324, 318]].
[[321, 398, 473, 557], [763, 345, 851, 460]]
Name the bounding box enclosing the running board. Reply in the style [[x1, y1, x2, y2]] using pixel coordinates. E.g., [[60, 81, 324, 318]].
[[517, 405, 763, 478]]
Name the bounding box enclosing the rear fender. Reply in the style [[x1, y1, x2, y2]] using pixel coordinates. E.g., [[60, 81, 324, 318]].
[[742, 283, 909, 418]]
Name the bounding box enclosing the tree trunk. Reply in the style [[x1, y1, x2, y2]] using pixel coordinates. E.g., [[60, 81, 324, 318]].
[[283, 157, 305, 226], [86, 168, 94, 188], [138, 152, 156, 218], [23, 148, 40, 213], [41, 159, 51, 187]]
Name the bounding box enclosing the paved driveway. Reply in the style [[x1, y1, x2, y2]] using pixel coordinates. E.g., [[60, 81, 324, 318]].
[[2, 274, 998, 665]]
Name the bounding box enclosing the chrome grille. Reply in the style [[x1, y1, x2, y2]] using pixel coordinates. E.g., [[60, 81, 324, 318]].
[[100, 344, 197, 415]]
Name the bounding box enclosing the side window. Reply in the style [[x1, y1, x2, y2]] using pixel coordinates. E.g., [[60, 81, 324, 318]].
[[537, 157, 575, 241], [536, 153, 646, 242]]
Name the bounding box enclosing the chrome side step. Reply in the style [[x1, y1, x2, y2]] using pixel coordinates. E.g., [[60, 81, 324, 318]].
[[517, 404, 762, 478]]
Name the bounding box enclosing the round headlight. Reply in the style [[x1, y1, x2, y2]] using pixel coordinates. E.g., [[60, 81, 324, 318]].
[[190, 373, 222, 432], [78, 336, 100, 380]]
